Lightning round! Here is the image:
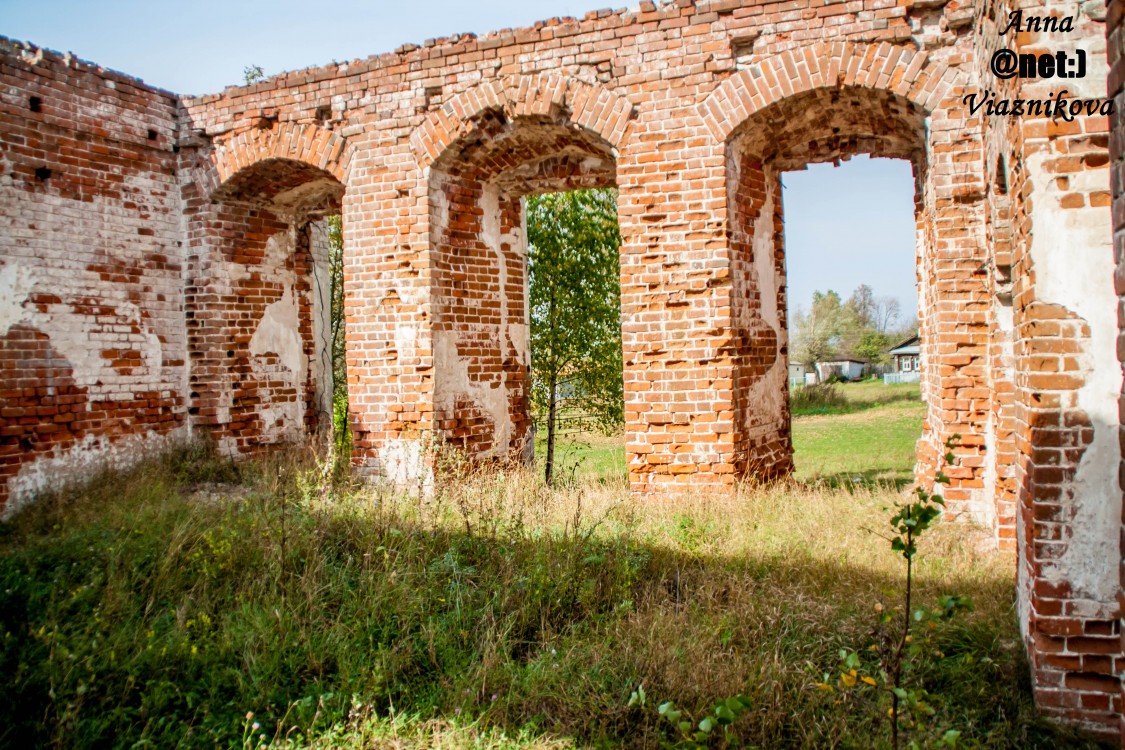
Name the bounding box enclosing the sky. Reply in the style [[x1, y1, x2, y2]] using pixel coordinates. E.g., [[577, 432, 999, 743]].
[[1, 1, 919, 317], [783, 157, 918, 323]]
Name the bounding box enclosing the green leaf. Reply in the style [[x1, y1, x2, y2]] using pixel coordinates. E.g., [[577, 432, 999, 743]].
[[697, 716, 715, 734], [726, 695, 750, 713], [940, 729, 961, 747]]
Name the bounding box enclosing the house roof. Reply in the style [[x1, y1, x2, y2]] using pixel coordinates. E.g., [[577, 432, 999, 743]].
[[891, 335, 918, 357], [888, 334, 920, 352]]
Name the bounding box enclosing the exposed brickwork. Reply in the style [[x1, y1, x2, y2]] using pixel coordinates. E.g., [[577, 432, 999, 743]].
[[1106, 0, 1125, 742], [976, 0, 1122, 736], [0, 40, 186, 509], [1, 0, 1123, 735]]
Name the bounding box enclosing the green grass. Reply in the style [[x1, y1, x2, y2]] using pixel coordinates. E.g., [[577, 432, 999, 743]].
[[534, 430, 625, 486], [539, 381, 926, 490], [791, 380, 927, 489], [0, 441, 1110, 749]]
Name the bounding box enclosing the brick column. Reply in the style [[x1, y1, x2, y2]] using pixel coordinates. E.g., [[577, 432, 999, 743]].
[[1106, 0, 1125, 740]]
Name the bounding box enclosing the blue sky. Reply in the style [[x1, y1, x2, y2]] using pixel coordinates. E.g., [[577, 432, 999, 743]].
[[1, 1, 919, 316], [783, 157, 918, 322]]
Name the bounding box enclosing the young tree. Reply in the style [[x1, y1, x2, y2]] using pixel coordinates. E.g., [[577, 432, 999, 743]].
[[526, 189, 623, 485], [326, 216, 348, 448], [243, 64, 265, 84]]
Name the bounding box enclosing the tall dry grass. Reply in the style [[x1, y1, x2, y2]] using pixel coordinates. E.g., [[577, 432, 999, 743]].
[[0, 442, 1108, 749]]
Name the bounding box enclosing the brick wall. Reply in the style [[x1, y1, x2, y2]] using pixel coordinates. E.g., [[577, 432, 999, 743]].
[[175, 0, 983, 496], [1106, 0, 1125, 742], [0, 39, 186, 510], [977, 0, 1122, 735]]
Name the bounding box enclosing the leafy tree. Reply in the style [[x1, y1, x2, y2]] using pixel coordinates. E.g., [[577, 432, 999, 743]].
[[792, 290, 844, 372], [794, 286, 907, 375], [526, 189, 623, 485], [853, 330, 892, 365]]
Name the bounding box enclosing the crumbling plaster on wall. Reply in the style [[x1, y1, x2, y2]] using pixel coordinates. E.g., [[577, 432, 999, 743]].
[[307, 220, 335, 433], [1027, 155, 1122, 609], [0, 241, 184, 507], [249, 285, 305, 443], [196, 221, 329, 453], [746, 172, 785, 434], [376, 437, 432, 492], [2, 430, 181, 520]]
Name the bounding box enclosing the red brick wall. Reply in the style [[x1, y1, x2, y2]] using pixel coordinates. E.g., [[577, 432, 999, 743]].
[[177, 2, 982, 495], [0, 39, 186, 509], [977, 0, 1122, 735]]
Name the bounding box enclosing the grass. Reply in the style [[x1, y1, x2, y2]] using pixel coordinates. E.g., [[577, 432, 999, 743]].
[[791, 380, 927, 489], [538, 380, 926, 490], [534, 430, 625, 486], [789, 380, 923, 418], [0, 440, 1111, 749]]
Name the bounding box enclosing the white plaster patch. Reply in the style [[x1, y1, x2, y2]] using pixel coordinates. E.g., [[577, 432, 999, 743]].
[[1027, 150, 1122, 607], [434, 329, 512, 459], [508, 323, 530, 366], [395, 322, 418, 356], [377, 438, 433, 492], [753, 185, 779, 331], [121, 301, 164, 371], [746, 179, 784, 425], [249, 286, 306, 443], [3, 427, 188, 519], [0, 260, 34, 334]]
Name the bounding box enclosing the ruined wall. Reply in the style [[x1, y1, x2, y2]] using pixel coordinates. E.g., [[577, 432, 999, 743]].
[[1107, 0, 1125, 740], [0, 40, 187, 510], [174, 0, 981, 493], [177, 125, 345, 457], [2, 0, 1124, 734], [977, 0, 1123, 734], [727, 152, 790, 478]]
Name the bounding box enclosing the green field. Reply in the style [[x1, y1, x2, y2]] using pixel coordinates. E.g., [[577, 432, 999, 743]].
[[534, 429, 625, 486], [538, 380, 926, 488], [790, 380, 926, 489]]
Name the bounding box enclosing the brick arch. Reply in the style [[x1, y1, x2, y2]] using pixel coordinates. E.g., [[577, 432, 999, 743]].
[[696, 41, 966, 144], [410, 73, 635, 168], [206, 122, 355, 198]]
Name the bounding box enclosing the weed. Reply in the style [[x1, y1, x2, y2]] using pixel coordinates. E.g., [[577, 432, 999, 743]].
[[0, 447, 1109, 749], [789, 382, 848, 415]]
